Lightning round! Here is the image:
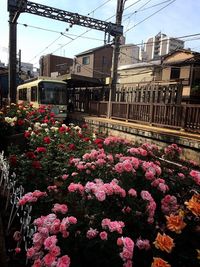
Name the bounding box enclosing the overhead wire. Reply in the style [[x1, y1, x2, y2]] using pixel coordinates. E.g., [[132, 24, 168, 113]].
[[87, 0, 112, 16], [25, 0, 199, 69], [123, 0, 173, 18], [124, 0, 153, 24], [27, 0, 115, 63], [46, 0, 155, 57], [31, 0, 145, 64], [17, 22, 103, 41], [131, 33, 200, 47], [124, 0, 176, 33]]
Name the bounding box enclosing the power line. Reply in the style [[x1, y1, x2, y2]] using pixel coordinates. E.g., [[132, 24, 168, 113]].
[[123, 0, 173, 18], [132, 33, 200, 47], [124, 0, 153, 23], [27, 1, 117, 64], [18, 22, 103, 42], [48, 0, 146, 57], [124, 0, 172, 21], [124, 0, 153, 32], [105, 0, 144, 21], [30, 31, 200, 66], [87, 0, 112, 16], [125, 0, 176, 33], [28, 0, 146, 64], [35, 0, 144, 60]]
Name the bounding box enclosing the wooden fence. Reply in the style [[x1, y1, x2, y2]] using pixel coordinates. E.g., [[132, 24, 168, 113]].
[[88, 101, 200, 133]]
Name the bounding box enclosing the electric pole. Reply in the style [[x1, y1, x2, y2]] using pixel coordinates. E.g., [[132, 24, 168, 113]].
[[8, 11, 17, 104], [108, 0, 125, 118], [110, 0, 126, 101]]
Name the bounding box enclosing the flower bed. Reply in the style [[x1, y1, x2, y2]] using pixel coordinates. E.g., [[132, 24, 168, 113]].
[[0, 103, 56, 154], [1, 106, 200, 267]]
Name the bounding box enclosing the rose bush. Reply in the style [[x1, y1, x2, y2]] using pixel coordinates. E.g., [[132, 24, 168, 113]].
[[0, 103, 56, 138], [5, 113, 200, 267]]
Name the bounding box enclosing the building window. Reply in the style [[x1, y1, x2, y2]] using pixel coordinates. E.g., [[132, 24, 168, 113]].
[[82, 56, 90, 65], [102, 56, 106, 65], [170, 67, 180, 79], [77, 65, 81, 73]]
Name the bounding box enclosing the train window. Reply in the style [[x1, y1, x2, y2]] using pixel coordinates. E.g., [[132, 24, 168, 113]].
[[19, 88, 27, 100], [31, 86, 37, 101]]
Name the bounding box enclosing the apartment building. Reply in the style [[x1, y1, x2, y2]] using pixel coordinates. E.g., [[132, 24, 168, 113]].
[[118, 44, 140, 67], [118, 60, 162, 85], [73, 45, 113, 81], [144, 32, 184, 61], [39, 54, 73, 77]]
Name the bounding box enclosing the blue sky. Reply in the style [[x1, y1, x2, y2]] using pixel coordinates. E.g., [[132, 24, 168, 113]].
[[1, 0, 200, 68]]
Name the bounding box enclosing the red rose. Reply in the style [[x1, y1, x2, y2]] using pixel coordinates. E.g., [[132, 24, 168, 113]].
[[94, 138, 103, 144], [32, 160, 42, 169], [44, 136, 51, 144], [24, 131, 31, 138], [9, 155, 17, 166], [36, 147, 46, 153], [59, 126, 66, 133], [83, 137, 90, 142], [17, 119, 24, 126], [68, 144, 76, 150], [26, 151, 36, 159]]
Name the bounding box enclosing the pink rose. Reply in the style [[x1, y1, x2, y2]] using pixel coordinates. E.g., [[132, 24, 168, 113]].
[[43, 235, 57, 250], [57, 255, 70, 267], [43, 253, 56, 267], [99, 231, 108, 240], [128, 188, 137, 197]]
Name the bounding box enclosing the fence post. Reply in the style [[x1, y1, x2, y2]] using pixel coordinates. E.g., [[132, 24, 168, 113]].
[[149, 103, 154, 125], [149, 85, 154, 125], [126, 103, 129, 122], [88, 101, 91, 116], [181, 104, 187, 131], [97, 102, 100, 117]]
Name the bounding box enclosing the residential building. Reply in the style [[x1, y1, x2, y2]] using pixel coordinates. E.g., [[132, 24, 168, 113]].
[[0, 61, 5, 68], [20, 62, 34, 76], [161, 49, 200, 103], [144, 32, 184, 61], [117, 60, 162, 85], [118, 44, 140, 67], [39, 54, 73, 77], [73, 45, 113, 81]]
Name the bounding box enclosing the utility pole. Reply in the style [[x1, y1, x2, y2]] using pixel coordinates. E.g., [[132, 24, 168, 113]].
[[8, 11, 17, 104], [108, 0, 125, 117], [18, 49, 22, 80]]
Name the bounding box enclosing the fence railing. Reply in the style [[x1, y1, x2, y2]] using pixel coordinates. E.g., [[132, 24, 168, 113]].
[[89, 101, 200, 133]]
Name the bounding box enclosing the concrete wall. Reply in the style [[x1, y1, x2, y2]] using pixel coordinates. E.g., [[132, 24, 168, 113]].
[[82, 116, 200, 163], [118, 67, 155, 84]]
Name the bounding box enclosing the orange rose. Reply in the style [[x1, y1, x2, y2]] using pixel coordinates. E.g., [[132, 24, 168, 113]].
[[153, 233, 175, 253], [185, 194, 200, 216], [166, 214, 186, 234], [151, 257, 171, 267]]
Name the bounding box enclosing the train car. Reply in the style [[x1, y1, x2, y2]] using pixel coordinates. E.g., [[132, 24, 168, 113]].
[[17, 77, 68, 120]]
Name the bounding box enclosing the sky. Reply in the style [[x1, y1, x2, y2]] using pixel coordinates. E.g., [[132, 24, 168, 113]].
[[1, 0, 200, 68]]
